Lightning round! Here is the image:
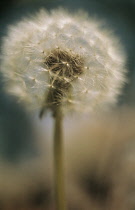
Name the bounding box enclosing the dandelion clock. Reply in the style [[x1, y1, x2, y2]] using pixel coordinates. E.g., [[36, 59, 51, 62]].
[[0, 8, 127, 210]]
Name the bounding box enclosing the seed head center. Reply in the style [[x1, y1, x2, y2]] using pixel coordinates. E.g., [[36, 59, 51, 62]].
[[40, 48, 85, 117], [44, 48, 84, 81]]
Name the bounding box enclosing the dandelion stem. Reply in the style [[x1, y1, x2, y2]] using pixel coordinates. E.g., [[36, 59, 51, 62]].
[[53, 105, 66, 210]]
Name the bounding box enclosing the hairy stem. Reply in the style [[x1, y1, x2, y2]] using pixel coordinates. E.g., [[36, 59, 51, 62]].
[[53, 106, 66, 210]]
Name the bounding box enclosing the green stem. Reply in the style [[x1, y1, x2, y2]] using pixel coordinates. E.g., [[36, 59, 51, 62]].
[[53, 106, 66, 210]]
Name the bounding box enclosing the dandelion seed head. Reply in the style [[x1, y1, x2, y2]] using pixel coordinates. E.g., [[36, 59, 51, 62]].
[[1, 9, 127, 113]]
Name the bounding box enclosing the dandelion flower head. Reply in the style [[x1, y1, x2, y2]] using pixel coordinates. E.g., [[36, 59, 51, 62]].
[[1, 9, 126, 113]]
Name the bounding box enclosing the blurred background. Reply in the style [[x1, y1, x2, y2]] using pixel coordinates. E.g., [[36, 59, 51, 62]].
[[0, 1, 135, 209]]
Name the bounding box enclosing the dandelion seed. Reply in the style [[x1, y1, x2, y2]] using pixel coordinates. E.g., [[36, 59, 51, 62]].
[[1, 8, 126, 114]]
